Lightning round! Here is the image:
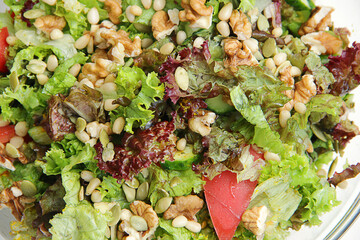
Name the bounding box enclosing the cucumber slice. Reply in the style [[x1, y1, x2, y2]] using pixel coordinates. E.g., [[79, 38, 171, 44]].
[[285, 0, 315, 10], [205, 95, 235, 114], [161, 145, 201, 171]]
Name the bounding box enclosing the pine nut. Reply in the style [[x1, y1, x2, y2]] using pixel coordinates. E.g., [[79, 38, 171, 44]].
[[79, 78, 94, 89], [193, 37, 205, 49], [105, 74, 116, 83], [174, 67, 189, 91], [294, 102, 307, 114], [86, 178, 101, 196], [273, 52, 287, 66], [130, 5, 142, 16], [264, 151, 280, 161], [185, 221, 201, 233], [176, 31, 187, 45], [47, 55, 58, 72], [81, 170, 95, 182], [94, 79, 104, 88], [86, 121, 100, 138], [50, 29, 64, 40], [316, 169, 327, 177], [74, 34, 91, 50], [243, 38, 259, 53], [113, 117, 125, 134], [75, 130, 90, 143], [0, 116, 10, 127], [79, 186, 84, 201], [91, 190, 102, 203], [176, 138, 186, 151], [279, 110, 291, 128], [6, 36, 17, 45], [218, 3, 233, 21], [141, 38, 153, 48], [11, 187, 23, 197], [69, 63, 81, 77], [216, 21, 230, 37], [9, 136, 24, 149], [290, 66, 301, 77], [100, 82, 117, 95], [338, 180, 348, 189], [41, 0, 57, 6], [272, 27, 283, 38], [87, 37, 94, 54], [160, 42, 175, 55], [172, 215, 188, 228], [141, 0, 152, 9], [104, 99, 120, 111], [126, 6, 135, 23], [36, 74, 48, 85], [155, 197, 173, 213], [15, 121, 28, 137], [265, 58, 276, 71], [153, 0, 166, 11], [27, 59, 47, 74], [88, 7, 100, 25]]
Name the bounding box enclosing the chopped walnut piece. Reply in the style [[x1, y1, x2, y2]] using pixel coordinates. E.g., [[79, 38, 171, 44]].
[[223, 38, 258, 72], [163, 195, 204, 221], [188, 111, 216, 136], [151, 11, 177, 41], [278, 65, 295, 112], [179, 0, 213, 29], [82, 58, 113, 79], [105, 0, 122, 24], [101, 29, 142, 57], [119, 201, 158, 239], [0, 182, 35, 221], [301, 31, 343, 55], [298, 6, 334, 36], [229, 10, 252, 41], [34, 15, 66, 35], [242, 205, 269, 237], [294, 74, 317, 104]]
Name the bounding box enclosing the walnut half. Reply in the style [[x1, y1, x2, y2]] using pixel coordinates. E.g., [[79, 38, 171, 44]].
[[163, 195, 204, 221], [229, 10, 252, 41], [34, 15, 66, 35], [242, 205, 269, 238], [223, 38, 258, 72], [151, 11, 177, 41], [298, 6, 334, 36]]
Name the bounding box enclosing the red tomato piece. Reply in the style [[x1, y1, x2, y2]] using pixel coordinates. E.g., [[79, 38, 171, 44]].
[[204, 145, 262, 240], [0, 27, 10, 73], [0, 125, 16, 144]]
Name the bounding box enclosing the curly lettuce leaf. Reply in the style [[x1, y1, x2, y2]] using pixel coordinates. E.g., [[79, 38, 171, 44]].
[[37, 134, 97, 175], [111, 66, 164, 133], [157, 218, 194, 240], [50, 201, 111, 240]]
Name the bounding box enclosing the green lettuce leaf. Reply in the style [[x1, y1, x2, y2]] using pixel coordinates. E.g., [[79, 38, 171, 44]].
[[61, 171, 81, 205], [99, 176, 129, 208], [157, 218, 194, 240], [207, 127, 238, 163], [111, 66, 164, 133], [239, 0, 256, 12], [43, 52, 88, 95], [37, 134, 97, 175], [0, 86, 49, 123], [50, 201, 111, 240], [148, 165, 205, 206]]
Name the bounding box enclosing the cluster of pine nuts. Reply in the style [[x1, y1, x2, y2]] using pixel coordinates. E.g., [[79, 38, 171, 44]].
[[0, 119, 28, 156]]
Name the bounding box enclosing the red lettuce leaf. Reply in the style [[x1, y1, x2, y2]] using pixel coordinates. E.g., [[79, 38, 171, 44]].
[[331, 121, 359, 147], [328, 163, 360, 187], [326, 42, 360, 96], [95, 121, 176, 180]]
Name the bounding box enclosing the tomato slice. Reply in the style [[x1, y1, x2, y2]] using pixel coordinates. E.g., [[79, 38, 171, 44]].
[[0, 125, 16, 144], [204, 145, 262, 240], [0, 27, 9, 73]]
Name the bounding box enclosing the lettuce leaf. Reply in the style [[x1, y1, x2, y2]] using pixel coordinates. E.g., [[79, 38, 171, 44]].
[[61, 171, 81, 205], [43, 52, 88, 95], [0, 86, 49, 123], [148, 165, 205, 206], [50, 201, 111, 240], [239, 0, 256, 12], [111, 66, 164, 133], [157, 218, 194, 240], [37, 134, 97, 175]]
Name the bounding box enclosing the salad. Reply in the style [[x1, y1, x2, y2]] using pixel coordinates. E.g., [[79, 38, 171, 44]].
[[0, 0, 360, 239]]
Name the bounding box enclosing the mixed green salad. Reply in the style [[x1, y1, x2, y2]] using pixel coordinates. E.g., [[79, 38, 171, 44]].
[[0, 0, 360, 239]]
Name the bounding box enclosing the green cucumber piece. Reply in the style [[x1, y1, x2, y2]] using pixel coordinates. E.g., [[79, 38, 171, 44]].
[[285, 0, 315, 10], [28, 126, 52, 145], [205, 95, 235, 114], [161, 145, 201, 171]]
